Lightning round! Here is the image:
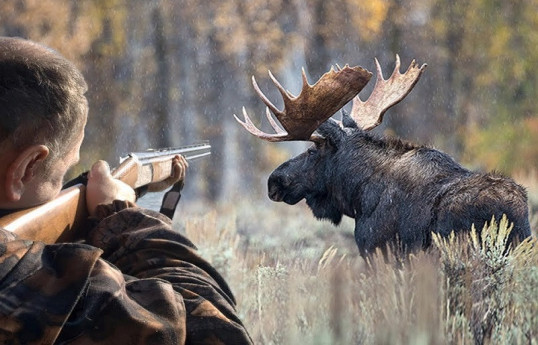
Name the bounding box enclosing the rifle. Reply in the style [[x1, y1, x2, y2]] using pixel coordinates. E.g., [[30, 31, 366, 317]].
[[0, 142, 211, 244]]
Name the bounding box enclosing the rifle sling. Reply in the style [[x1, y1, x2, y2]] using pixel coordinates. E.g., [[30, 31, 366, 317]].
[[159, 181, 184, 219]]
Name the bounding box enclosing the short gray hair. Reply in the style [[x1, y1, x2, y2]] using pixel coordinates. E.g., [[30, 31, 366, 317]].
[[0, 37, 88, 165]]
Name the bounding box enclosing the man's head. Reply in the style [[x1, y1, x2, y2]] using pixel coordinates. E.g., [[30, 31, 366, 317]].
[[0, 37, 88, 209]]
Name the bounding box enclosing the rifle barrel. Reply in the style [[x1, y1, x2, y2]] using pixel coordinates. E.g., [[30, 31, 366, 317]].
[[129, 142, 211, 161], [182, 151, 211, 161]]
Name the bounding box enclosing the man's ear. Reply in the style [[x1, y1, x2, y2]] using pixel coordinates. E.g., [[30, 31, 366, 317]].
[[5, 145, 49, 201]]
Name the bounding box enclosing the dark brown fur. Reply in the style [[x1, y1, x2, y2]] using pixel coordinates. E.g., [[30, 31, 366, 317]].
[[268, 113, 531, 257]]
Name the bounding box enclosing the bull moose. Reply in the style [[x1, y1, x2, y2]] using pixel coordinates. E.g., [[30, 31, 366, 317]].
[[235, 56, 531, 257]]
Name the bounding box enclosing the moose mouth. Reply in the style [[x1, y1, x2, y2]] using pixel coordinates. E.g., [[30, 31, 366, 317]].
[[268, 188, 283, 202], [268, 188, 303, 205]]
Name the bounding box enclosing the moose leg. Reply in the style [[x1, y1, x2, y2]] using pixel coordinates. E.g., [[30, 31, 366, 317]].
[[354, 217, 397, 258], [354, 221, 375, 258]]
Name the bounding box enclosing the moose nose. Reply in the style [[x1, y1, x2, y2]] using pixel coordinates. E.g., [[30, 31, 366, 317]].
[[268, 173, 291, 189], [267, 173, 290, 201]]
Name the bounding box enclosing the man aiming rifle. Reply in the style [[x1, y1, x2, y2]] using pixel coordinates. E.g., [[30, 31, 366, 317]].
[[0, 36, 252, 344]]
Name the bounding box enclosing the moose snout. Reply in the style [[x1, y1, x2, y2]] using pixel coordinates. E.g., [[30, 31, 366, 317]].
[[267, 173, 291, 202]]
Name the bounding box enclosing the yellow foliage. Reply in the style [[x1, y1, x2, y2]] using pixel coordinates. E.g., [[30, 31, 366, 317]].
[[0, 0, 126, 63], [207, 0, 292, 74], [347, 0, 390, 41], [463, 116, 538, 175], [84, 0, 127, 57], [260, 144, 295, 171]]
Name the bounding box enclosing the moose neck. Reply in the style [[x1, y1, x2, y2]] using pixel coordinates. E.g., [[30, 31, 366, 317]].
[[329, 129, 441, 220], [340, 128, 473, 220]]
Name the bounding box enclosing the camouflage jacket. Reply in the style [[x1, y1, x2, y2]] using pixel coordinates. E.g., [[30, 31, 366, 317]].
[[0, 201, 252, 345]]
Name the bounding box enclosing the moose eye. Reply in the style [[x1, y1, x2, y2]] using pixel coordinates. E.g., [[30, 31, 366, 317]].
[[307, 147, 317, 155]]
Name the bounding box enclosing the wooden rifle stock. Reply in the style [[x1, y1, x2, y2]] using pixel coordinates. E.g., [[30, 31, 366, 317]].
[[0, 143, 210, 243]]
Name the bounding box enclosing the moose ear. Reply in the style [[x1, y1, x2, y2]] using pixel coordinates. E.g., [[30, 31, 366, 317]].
[[316, 119, 344, 148], [341, 109, 358, 129]]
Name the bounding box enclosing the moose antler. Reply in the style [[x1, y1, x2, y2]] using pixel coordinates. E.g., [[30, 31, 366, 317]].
[[350, 55, 427, 130], [234, 65, 372, 142]]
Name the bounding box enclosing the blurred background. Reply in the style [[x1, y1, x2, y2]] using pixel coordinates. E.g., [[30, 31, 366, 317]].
[[1, 0, 537, 209], [3, 3, 537, 342]]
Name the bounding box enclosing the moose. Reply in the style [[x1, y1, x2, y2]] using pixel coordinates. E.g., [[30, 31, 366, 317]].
[[235, 56, 531, 257]]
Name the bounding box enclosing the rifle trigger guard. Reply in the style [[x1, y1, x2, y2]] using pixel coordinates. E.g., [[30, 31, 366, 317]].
[[62, 171, 89, 189], [134, 185, 149, 200]]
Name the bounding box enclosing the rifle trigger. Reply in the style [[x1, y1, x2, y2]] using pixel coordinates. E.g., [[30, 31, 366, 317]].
[[62, 171, 89, 189]]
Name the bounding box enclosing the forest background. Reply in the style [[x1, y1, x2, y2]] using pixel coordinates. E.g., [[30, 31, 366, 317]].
[[1, 0, 537, 206], [2, 1, 538, 343]]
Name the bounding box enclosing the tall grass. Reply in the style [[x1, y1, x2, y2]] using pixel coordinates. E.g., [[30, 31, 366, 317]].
[[176, 200, 537, 345]]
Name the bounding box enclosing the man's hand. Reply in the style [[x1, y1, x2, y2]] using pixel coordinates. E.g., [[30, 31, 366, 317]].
[[86, 156, 187, 217], [147, 155, 188, 192], [86, 160, 136, 217]]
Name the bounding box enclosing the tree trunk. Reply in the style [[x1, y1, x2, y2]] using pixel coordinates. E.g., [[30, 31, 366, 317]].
[[152, 5, 171, 148]]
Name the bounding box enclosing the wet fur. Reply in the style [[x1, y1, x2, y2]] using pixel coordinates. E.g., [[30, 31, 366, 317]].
[[268, 117, 531, 257]]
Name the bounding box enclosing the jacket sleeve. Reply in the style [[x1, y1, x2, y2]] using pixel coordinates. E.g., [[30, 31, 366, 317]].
[[0, 229, 103, 345], [0, 226, 187, 345], [83, 201, 253, 345], [0, 202, 252, 345]]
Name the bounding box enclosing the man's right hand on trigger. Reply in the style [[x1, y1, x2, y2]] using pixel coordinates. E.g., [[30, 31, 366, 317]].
[[86, 160, 136, 217]]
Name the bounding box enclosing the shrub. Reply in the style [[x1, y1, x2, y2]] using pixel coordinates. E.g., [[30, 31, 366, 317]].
[[179, 201, 537, 344]]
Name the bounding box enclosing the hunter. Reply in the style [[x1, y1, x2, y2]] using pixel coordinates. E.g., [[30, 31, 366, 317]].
[[0, 36, 252, 344]]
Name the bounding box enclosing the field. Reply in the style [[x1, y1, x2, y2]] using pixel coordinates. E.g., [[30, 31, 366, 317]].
[[172, 179, 538, 345]]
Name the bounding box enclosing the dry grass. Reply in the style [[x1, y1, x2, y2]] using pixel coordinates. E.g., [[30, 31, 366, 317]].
[[173, 198, 538, 345]]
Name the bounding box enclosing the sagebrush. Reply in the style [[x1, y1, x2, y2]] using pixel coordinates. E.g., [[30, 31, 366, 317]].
[[176, 200, 537, 345]]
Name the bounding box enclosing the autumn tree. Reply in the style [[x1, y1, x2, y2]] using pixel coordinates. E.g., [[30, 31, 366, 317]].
[[1, 0, 535, 201]]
